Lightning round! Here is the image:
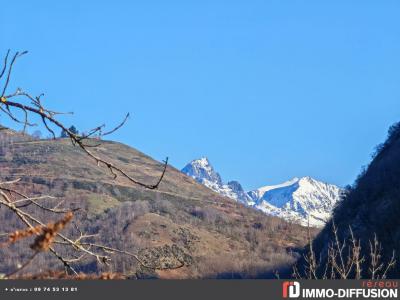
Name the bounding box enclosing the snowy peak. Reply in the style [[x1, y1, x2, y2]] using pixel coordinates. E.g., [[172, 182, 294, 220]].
[[248, 177, 300, 202], [181, 158, 251, 204], [251, 176, 342, 227], [227, 181, 245, 194], [182, 158, 342, 227], [181, 157, 223, 186], [227, 181, 253, 204]]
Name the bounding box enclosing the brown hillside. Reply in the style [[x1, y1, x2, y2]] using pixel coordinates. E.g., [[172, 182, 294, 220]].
[[0, 128, 315, 278]]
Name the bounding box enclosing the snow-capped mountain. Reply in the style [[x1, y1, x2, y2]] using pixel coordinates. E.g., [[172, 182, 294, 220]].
[[249, 177, 342, 227], [181, 158, 252, 204], [181, 158, 342, 227]]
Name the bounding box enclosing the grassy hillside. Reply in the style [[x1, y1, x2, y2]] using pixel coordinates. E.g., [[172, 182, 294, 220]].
[[0, 128, 314, 279]]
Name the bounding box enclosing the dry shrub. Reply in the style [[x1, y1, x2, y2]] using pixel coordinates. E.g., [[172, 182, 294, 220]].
[[294, 223, 396, 279]]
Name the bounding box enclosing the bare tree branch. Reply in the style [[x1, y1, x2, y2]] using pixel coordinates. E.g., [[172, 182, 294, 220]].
[[0, 50, 176, 278]]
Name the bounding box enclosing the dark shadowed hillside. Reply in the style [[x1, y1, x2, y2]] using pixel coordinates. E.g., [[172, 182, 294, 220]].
[[0, 128, 315, 279], [298, 122, 400, 279]]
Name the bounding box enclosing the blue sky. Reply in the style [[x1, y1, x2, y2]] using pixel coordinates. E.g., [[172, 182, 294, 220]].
[[1, 1, 399, 190]]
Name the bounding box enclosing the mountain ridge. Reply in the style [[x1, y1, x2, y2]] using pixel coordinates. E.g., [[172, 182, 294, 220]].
[[182, 158, 342, 227]]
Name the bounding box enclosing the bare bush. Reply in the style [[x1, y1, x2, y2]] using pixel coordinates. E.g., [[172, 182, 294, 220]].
[[293, 222, 396, 279]]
